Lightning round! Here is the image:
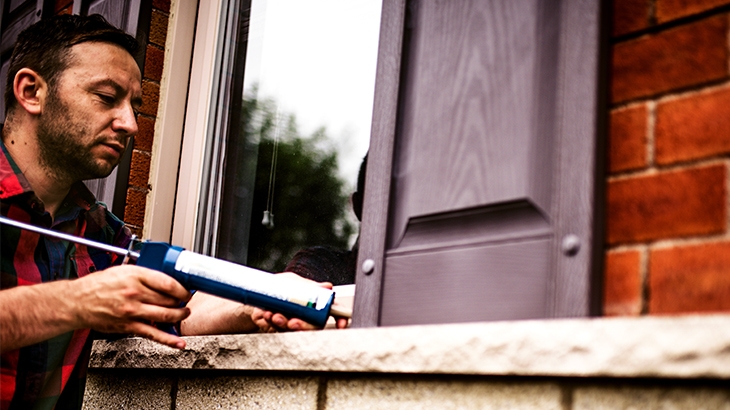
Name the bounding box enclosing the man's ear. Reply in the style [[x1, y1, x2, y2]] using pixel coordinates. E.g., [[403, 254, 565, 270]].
[[13, 68, 47, 116]]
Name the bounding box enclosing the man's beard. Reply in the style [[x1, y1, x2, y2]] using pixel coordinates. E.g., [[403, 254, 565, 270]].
[[36, 89, 124, 183]]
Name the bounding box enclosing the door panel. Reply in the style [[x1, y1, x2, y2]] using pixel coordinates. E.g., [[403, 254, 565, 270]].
[[8, 0, 28, 13], [395, 200, 550, 253], [87, 0, 126, 26], [388, 0, 557, 249], [1, 2, 38, 55], [0, 59, 8, 119], [0, 0, 47, 124], [353, 0, 605, 327], [381, 238, 551, 325], [383, 0, 560, 324], [82, 0, 141, 35]]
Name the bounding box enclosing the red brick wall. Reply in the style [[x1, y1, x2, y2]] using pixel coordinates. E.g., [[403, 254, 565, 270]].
[[123, 1, 171, 237], [605, 0, 730, 315], [52, 1, 171, 237]]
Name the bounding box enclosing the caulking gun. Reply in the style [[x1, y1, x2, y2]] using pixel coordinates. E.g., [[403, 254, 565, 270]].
[[0, 216, 351, 328]]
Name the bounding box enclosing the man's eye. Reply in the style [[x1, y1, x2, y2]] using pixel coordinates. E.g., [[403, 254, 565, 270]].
[[97, 94, 115, 104]]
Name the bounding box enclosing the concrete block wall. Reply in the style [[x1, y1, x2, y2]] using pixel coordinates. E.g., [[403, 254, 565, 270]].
[[84, 316, 730, 409], [605, 0, 730, 316], [84, 372, 730, 410]]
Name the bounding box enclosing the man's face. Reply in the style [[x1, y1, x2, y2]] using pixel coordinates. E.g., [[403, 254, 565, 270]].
[[36, 41, 142, 182]]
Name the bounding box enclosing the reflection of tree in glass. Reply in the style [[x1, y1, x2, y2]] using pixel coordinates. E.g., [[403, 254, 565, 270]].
[[245, 96, 356, 272]]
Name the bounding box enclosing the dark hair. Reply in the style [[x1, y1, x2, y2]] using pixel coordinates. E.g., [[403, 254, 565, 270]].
[[4, 14, 140, 115], [351, 153, 367, 221], [284, 246, 356, 285]]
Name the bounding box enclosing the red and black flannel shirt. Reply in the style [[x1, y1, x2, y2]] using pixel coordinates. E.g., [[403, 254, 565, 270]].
[[0, 141, 131, 410]]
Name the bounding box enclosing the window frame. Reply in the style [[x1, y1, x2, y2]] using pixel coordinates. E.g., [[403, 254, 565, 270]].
[[144, 0, 226, 248], [142, 0, 200, 242]]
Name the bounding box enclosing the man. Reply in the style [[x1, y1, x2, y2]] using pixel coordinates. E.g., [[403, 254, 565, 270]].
[[0, 14, 344, 410]]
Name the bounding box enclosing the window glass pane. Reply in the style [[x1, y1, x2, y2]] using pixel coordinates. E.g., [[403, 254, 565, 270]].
[[216, 0, 381, 282]]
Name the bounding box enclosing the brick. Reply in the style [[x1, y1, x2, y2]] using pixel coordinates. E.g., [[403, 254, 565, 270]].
[[649, 241, 730, 313], [124, 188, 147, 227], [135, 115, 155, 153], [606, 164, 726, 244], [611, 15, 728, 103], [127, 224, 143, 238], [56, 6, 72, 15], [608, 105, 648, 173], [149, 10, 169, 48], [657, 0, 730, 23], [144, 45, 164, 83], [655, 87, 730, 165], [604, 249, 643, 316], [613, 0, 651, 37], [140, 80, 160, 117], [128, 150, 151, 189], [152, 0, 172, 13], [54, 0, 73, 14]]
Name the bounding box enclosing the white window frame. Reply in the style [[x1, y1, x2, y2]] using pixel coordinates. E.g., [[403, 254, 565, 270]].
[[144, 0, 226, 248]]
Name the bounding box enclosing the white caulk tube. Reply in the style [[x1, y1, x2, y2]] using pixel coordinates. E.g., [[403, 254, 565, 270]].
[[136, 242, 346, 327]]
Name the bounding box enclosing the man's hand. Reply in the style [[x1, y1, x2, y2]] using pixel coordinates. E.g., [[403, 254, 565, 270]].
[[0, 265, 192, 353], [250, 272, 349, 332], [73, 265, 192, 349], [251, 309, 349, 332]]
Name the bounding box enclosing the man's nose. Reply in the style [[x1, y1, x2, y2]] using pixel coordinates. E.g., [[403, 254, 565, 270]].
[[112, 103, 139, 136]]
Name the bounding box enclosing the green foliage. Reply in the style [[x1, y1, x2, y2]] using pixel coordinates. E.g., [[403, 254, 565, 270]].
[[244, 95, 356, 272]]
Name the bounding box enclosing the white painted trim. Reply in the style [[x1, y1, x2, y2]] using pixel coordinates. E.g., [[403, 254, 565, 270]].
[[168, 0, 224, 249], [143, 0, 200, 242]]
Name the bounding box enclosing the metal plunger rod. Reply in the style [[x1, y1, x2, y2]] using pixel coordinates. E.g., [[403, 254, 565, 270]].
[[0, 216, 140, 260]]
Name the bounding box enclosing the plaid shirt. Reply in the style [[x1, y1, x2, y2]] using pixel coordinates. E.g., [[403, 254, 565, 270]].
[[0, 141, 131, 410]]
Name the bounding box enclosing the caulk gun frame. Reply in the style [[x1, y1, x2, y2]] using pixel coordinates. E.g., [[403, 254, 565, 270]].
[[0, 215, 352, 321], [0, 215, 139, 260]]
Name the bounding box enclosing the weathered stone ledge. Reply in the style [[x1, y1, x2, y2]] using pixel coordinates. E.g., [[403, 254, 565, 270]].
[[90, 314, 730, 379]]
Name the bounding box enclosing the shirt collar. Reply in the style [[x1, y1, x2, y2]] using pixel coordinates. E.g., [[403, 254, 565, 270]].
[[0, 138, 33, 199], [0, 139, 97, 212]]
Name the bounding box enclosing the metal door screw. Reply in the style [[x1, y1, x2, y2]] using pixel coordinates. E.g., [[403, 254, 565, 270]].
[[362, 259, 376, 275], [561, 234, 581, 256]]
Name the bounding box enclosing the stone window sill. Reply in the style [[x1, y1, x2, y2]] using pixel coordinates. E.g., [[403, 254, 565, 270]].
[[90, 314, 730, 379]]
